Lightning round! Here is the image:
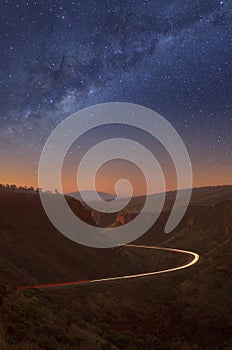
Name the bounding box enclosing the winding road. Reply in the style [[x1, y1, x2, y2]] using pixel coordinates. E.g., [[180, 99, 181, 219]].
[[18, 244, 199, 291]]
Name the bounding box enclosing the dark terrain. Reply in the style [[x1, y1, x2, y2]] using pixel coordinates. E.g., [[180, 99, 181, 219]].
[[0, 186, 231, 349]]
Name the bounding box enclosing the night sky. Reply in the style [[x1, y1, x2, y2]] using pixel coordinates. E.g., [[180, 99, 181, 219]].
[[0, 0, 231, 194]]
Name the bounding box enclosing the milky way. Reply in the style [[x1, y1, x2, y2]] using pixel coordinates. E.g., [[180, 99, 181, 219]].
[[0, 0, 231, 189]]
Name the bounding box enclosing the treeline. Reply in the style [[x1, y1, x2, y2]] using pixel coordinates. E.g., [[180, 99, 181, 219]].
[[0, 184, 41, 193]]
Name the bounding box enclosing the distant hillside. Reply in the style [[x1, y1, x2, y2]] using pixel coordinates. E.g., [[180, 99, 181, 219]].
[[67, 190, 115, 202], [125, 185, 232, 212], [90, 185, 232, 232], [83, 185, 232, 216]]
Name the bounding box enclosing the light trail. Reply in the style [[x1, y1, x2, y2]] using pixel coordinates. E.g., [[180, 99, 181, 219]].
[[18, 245, 199, 291]]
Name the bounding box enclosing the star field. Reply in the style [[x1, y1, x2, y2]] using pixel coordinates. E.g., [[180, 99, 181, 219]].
[[0, 0, 231, 191]]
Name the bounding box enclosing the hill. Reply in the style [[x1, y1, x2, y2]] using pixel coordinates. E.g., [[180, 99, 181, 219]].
[[0, 186, 231, 349], [67, 190, 115, 202], [0, 191, 180, 287], [91, 185, 232, 216]]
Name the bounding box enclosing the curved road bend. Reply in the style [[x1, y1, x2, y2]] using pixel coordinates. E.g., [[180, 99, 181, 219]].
[[18, 244, 199, 291]]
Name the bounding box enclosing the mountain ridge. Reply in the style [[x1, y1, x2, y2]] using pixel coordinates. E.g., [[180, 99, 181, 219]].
[[67, 190, 116, 202]]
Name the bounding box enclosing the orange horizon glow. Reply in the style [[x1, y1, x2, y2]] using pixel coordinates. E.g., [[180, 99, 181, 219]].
[[1, 178, 231, 196], [1, 152, 231, 196]]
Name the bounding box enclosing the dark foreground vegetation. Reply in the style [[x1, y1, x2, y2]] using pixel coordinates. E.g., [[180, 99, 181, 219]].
[[0, 186, 231, 349]]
